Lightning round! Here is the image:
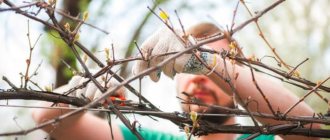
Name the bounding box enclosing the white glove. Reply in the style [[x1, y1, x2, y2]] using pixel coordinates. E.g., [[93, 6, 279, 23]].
[[132, 27, 217, 82], [66, 75, 125, 105]]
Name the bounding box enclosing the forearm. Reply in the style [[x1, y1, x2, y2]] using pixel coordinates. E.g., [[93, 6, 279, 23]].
[[32, 102, 85, 132], [32, 101, 123, 140], [208, 57, 320, 139], [208, 56, 315, 121]]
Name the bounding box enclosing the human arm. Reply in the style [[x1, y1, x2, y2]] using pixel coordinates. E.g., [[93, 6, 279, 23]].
[[32, 82, 124, 140], [32, 102, 123, 140], [207, 56, 320, 140]]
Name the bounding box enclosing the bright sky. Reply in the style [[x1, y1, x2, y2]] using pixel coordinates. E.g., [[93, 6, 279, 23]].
[[0, 0, 329, 139]]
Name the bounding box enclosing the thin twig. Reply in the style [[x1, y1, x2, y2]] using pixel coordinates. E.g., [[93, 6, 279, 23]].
[[54, 9, 109, 34], [24, 20, 34, 89], [283, 77, 330, 116], [229, 56, 330, 92], [232, 0, 285, 34], [134, 41, 145, 60], [2, 76, 18, 90], [75, 42, 105, 68], [0, 1, 38, 12], [221, 53, 262, 132], [240, 0, 291, 71], [174, 10, 186, 37], [247, 59, 276, 116], [230, 0, 240, 31], [286, 58, 309, 78]]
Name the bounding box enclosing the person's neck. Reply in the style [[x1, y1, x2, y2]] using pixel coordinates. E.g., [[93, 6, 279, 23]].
[[197, 117, 236, 140]]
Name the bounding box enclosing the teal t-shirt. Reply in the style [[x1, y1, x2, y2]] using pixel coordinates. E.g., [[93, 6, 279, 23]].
[[120, 125, 186, 140], [237, 134, 275, 140], [120, 125, 275, 140]]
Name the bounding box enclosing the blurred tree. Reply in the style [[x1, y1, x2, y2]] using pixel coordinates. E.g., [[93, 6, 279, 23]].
[[45, 0, 91, 88]]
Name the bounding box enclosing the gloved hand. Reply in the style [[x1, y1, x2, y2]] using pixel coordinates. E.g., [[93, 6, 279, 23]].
[[132, 27, 217, 82], [66, 75, 126, 106]]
